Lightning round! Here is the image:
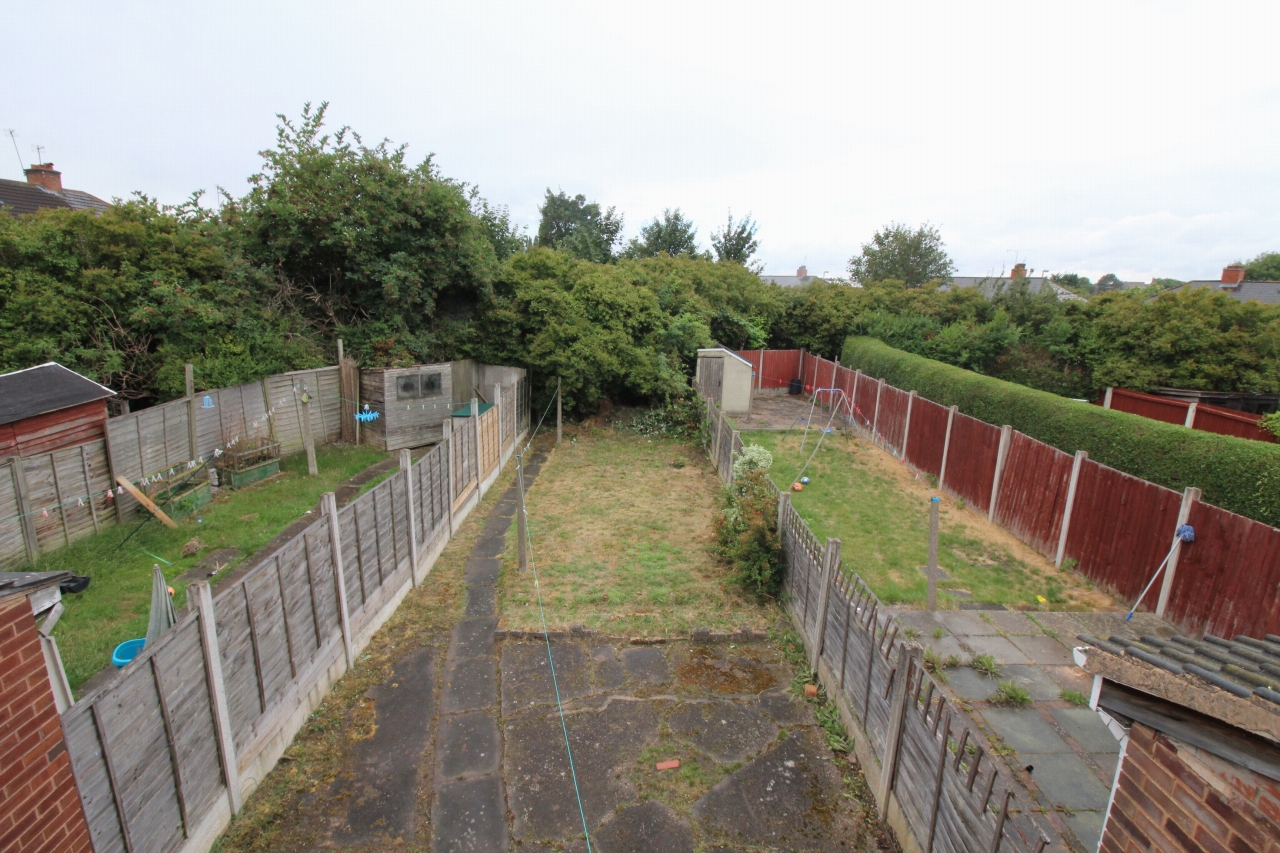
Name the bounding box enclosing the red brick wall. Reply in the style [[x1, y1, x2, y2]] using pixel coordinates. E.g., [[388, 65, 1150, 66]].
[[1102, 720, 1280, 853], [0, 596, 92, 853]]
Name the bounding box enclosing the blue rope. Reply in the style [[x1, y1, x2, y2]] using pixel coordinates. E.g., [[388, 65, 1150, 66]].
[[517, 431, 593, 850]]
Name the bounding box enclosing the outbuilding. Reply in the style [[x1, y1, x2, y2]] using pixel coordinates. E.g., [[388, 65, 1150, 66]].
[[358, 363, 454, 451], [695, 348, 755, 415], [0, 363, 115, 460]]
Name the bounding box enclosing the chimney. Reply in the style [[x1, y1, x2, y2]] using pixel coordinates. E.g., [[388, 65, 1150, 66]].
[[797, 265, 808, 278], [1221, 264, 1245, 286], [24, 163, 62, 192], [1011, 262, 1027, 280]]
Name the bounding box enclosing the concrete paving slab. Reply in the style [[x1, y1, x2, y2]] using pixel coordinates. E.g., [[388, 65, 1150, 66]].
[[1052, 708, 1121, 754], [692, 727, 854, 852], [501, 642, 593, 714], [330, 646, 435, 843], [466, 583, 496, 616], [442, 656, 496, 713], [470, 534, 507, 562], [984, 611, 1041, 636], [962, 635, 1032, 665], [1090, 751, 1118, 780], [449, 617, 497, 659], [1064, 810, 1106, 853], [999, 666, 1064, 702], [438, 710, 500, 778], [433, 774, 508, 852], [672, 646, 777, 695], [982, 709, 1072, 754], [1042, 664, 1093, 695], [1019, 752, 1111, 810], [506, 699, 661, 842], [620, 646, 672, 684], [591, 644, 627, 690], [922, 636, 967, 661], [759, 689, 815, 727], [1009, 635, 1075, 666], [890, 610, 947, 637], [590, 800, 695, 853], [936, 611, 999, 636], [667, 700, 779, 763], [465, 555, 502, 586], [945, 667, 1004, 702]]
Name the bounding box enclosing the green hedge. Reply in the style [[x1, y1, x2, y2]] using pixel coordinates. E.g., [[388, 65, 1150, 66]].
[[842, 336, 1280, 527]]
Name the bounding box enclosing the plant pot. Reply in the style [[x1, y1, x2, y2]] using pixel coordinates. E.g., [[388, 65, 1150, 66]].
[[221, 458, 281, 490]]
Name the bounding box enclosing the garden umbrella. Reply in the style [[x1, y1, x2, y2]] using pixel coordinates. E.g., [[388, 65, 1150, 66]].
[[145, 564, 176, 645]]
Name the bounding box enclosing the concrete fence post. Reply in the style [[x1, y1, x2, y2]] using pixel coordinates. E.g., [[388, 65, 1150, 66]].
[[877, 644, 920, 816], [193, 581, 242, 814], [494, 382, 504, 454], [900, 390, 917, 459], [1157, 487, 1201, 617], [470, 398, 482, 495], [987, 426, 1013, 524], [872, 379, 885, 443], [556, 377, 562, 445], [301, 391, 318, 476], [517, 454, 529, 572], [185, 363, 198, 464], [1055, 451, 1088, 567], [1184, 401, 1198, 429], [927, 497, 941, 611], [323, 492, 355, 668], [811, 537, 842, 669], [938, 405, 958, 490], [399, 450, 418, 585], [1103, 387, 1114, 409], [442, 419, 456, 537], [851, 370, 862, 429]]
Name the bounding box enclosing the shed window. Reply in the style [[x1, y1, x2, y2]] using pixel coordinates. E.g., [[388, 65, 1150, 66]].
[[396, 372, 443, 400]]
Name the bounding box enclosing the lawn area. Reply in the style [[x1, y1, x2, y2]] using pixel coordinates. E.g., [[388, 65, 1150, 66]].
[[499, 427, 774, 636], [40, 443, 387, 693], [745, 429, 1115, 611]]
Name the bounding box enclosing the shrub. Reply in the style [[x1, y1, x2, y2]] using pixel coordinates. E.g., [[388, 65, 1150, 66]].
[[970, 654, 1001, 679], [714, 465, 784, 599], [732, 443, 773, 479], [628, 398, 705, 439], [842, 336, 1280, 526], [989, 680, 1032, 708]]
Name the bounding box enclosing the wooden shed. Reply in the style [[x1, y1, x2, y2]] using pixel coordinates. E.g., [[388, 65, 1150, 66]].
[[0, 363, 115, 460], [359, 363, 453, 451]]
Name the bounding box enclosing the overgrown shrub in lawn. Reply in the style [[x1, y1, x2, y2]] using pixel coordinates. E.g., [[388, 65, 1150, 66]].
[[628, 397, 706, 439], [842, 336, 1280, 526], [715, 448, 783, 598]]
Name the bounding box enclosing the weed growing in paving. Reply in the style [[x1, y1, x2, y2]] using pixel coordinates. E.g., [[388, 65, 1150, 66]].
[[988, 680, 1032, 708], [1060, 689, 1090, 707], [902, 626, 920, 641], [932, 627, 945, 640], [923, 648, 961, 682], [970, 654, 1001, 679]]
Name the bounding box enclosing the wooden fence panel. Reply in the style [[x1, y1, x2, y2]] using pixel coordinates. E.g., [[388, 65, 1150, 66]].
[[0, 461, 28, 569], [277, 537, 319, 668], [63, 703, 126, 853], [853, 375, 879, 433], [480, 406, 500, 479], [1063, 460, 1183, 602], [265, 367, 342, 455], [304, 519, 341, 640], [373, 482, 398, 587], [350, 498, 380, 606], [106, 398, 193, 518], [1108, 387, 1188, 425], [941, 413, 1000, 513], [337, 503, 364, 611], [196, 381, 270, 459], [992, 432, 1074, 558], [213, 589, 263, 753], [904, 397, 948, 478], [698, 356, 724, 403], [151, 618, 224, 822], [1166, 501, 1280, 637], [244, 565, 293, 709], [763, 349, 803, 391], [877, 385, 910, 454], [1192, 404, 1275, 443]]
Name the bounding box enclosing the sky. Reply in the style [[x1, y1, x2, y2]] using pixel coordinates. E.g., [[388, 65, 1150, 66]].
[[3, 1, 1277, 283]]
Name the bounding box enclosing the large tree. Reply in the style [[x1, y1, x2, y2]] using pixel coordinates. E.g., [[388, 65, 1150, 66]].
[[624, 208, 703, 259], [847, 222, 954, 287], [710, 211, 761, 270], [1243, 251, 1280, 281], [535, 190, 624, 263]]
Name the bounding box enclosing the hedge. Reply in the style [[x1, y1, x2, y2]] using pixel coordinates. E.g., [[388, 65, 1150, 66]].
[[842, 336, 1280, 528]]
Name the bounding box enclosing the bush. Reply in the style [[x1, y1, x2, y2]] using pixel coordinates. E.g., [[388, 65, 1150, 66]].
[[714, 460, 784, 599], [627, 398, 705, 440], [842, 336, 1280, 526]]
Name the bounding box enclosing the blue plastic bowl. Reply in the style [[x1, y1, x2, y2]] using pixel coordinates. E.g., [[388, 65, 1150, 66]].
[[112, 638, 145, 668]]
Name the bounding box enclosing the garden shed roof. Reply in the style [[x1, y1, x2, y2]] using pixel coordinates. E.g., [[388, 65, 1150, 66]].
[[0, 363, 115, 427]]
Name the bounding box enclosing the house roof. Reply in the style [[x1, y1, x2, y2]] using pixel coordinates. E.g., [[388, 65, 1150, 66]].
[[0, 178, 109, 216], [761, 274, 823, 287], [1177, 279, 1280, 306], [944, 275, 1087, 302], [0, 363, 115, 427]]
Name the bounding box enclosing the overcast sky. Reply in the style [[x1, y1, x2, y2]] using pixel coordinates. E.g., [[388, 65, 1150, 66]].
[[4, 1, 1276, 282]]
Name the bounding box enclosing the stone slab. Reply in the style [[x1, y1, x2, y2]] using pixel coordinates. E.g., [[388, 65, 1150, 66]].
[[943, 667, 1004, 702], [1065, 810, 1106, 853], [962, 635, 1032, 665], [984, 611, 1041, 636], [982, 709, 1072, 754], [438, 710, 500, 778], [1019, 751, 1112, 810], [1090, 751, 1118, 780], [591, 644, 626, 690], [999, 665, 1065, 702], [590, 800, 695, 853], [673, 646, 777, 695], [466, 583, 496, 617], [758, 689, 814, 727], [1009, 635, 1075, 666], [620, 646, 672, 684], [1043, 664, 1094, 695], [1052, 708, 1122, 754], [433, 774, 508, 852], [667, 700, 779, 763], [889, 610, 946, 637], [936, 611, 1000, 636], [923, 636, 967, 661], [442, 656, 496, 713], [449, 617, 497, 659], [501, 641, 592, 714]]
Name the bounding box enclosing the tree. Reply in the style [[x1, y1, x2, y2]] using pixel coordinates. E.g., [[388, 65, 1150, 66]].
[[1050, 273, 1093, 297], [1095, 273, 1125, 293], [471, 192, 528, 262], [1243, 252, 1280, 281], [848, 222, 954, 287], [624, 208, 703, 259], [711, 211, 761, 271], [535, 190, 624, 263]]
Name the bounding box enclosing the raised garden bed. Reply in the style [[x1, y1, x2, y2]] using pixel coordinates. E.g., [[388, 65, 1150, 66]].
[[156, 480, 212, 520], [222, 458, 281, 490], [219, 439, 282, 490]]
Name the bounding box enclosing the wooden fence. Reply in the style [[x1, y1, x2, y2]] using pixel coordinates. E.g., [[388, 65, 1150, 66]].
[[1105, 386, 1276, 444], [779, 350, 1280, 639], [697, 392, 1053, 853], [0, 440, 115, 570], [62, 383, 529, 853]]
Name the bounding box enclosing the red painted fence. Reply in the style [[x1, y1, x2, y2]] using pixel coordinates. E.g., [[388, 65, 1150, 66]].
[[749, 351, 1280, 638], [1106, 387, 1275, 443]]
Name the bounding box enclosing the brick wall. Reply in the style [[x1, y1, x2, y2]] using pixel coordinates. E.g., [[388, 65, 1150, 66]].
[[1102, 720, 1280, 853], [0, 596, 92, 853]]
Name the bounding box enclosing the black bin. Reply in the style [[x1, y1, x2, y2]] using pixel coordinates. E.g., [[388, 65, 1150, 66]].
[[788, 378, 803, 395]]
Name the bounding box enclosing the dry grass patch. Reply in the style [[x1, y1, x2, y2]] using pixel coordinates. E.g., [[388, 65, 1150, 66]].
[[499, 427, 771, 636]]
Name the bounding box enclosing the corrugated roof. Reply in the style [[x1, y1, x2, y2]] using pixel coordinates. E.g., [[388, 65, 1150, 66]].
[[1077, 632, 1280, 708], [0, 363, 115, 426]]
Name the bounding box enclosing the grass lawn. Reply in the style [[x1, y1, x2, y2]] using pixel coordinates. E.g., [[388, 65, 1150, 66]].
[[498, 427, 774, 637], [40, 444, 387, 693], [745, 429, 1114, 611]]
